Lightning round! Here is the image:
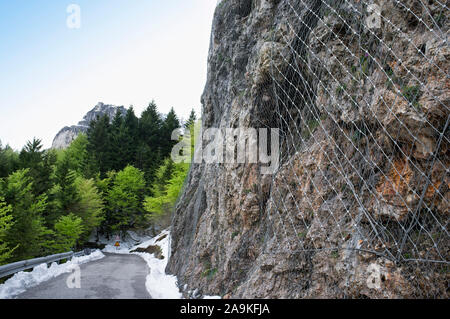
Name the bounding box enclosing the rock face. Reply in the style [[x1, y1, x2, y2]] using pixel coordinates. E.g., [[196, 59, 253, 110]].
[[52, 102, 127, 149], [167, 0, 449, 298]]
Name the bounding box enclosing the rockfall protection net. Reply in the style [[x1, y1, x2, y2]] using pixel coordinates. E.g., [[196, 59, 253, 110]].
[[259, 0, 448, 297]]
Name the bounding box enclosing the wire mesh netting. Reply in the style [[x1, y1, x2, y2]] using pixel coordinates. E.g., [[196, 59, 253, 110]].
[[256, 0, 449, 297]]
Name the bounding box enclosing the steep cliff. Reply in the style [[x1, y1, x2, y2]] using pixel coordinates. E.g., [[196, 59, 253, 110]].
[[168, 0, 449, 298], [52, 102, 127, 149]]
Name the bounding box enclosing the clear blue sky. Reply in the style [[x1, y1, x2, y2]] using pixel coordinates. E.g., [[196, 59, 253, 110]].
[[0, 0, 217, 150]]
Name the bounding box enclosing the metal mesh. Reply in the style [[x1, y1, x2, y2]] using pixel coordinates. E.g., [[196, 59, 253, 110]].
[[259, 0, 448, 298]]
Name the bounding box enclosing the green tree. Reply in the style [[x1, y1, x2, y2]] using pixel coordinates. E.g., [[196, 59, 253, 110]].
[[0, 141, 19, 179], [19, 138, 55, 196], [54, 155, 80, 214], [109, 112, 127, 171], [72, 177, 104, 242], [1, 169, 53, 260], [136, 101, 164, 186], [53, 214, 84, 253], [104, 165, 146, 235], [19, 138, 43, 167], [143, 159, 173, 221], [161, 107, 181, 157], [152, 158, 175, 196], [138, 101, 163, 148], [86, 114, 113, 177], [63, 133, 89, 176], [164, 162, 189, 205], [143, 160, 189, 222], [122, 107, 139, 166], [136, 143, 161, 189], [0, 198, 17, 265], [95, 171, 117, 197], [184, 108, 197, 128]]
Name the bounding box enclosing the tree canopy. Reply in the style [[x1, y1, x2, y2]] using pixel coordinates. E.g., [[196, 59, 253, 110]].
[[0, 101, 192, 265]]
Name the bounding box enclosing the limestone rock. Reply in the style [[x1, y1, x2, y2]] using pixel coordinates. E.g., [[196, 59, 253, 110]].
[[167, 0, 449, 298], [52, 102, 126, 149]]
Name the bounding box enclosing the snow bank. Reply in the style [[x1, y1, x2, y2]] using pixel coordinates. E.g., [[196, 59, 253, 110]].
[[97, 229, 182, 298], [0, 250, 105, 299], [127, 230, 221, 300], [130, 229, 182, 299]]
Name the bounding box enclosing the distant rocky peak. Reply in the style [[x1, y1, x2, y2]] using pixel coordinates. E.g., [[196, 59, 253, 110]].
[[52, 102, 127, 149], [77, 102, 127, 127]]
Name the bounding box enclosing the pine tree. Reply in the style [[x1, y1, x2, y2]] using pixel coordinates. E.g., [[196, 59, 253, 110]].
[[161, 107, 181, 158], [86, 114, 113, 177], [19, 138, 54, 196], [109, 112, 126, 171], [52, 155, 80, 219], [0, 198, 17, 265], [139, 101, 163, 148], [122, 107, 139, 166], [153, 158, 175, 196], [136, 143, 161, 189], [19, 138, 43, 166], [184, 108, 197, 128], [0, 104, 192, 257], [137, 101, 164, 186], [0, 141, 19, 179], [1, 169, 53, 260]]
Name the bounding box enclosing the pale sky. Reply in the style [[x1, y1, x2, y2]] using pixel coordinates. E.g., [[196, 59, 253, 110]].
[[0, 0, 217, 150]]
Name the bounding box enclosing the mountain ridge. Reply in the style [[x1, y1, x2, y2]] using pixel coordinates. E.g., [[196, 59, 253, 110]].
[[52, 102, 127, 149]]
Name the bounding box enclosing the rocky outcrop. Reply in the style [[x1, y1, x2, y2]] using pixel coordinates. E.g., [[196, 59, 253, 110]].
[[167, 0, 449, 298], [52, 126, 88, 150], [52, 102, 126, 149]]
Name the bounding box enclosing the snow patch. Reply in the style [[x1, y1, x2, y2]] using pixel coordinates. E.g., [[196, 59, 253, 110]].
[[0, 250, 105, 299], [97, 229, 182, 298], [102, 243, 133, 254], [130, 230, 182, 299], [127, 230, 221, 300]]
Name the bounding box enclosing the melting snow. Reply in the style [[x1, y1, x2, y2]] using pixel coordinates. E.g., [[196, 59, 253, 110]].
[[103, 229, 221, 299], [128, 229, 182, 299], [0, 230, 221, 299], [0, 250, 105, 299]]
